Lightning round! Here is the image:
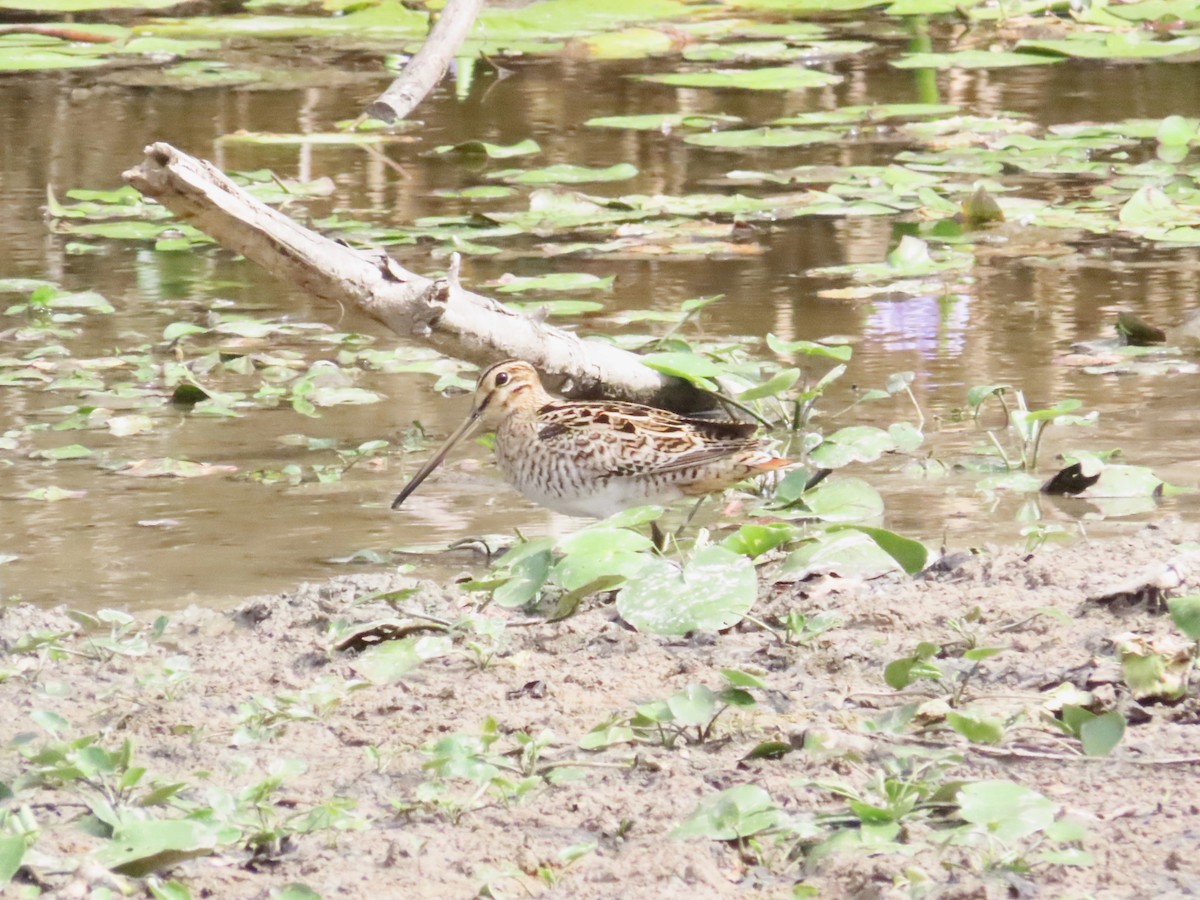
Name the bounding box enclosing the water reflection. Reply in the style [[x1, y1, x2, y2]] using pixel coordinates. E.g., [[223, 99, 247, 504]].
[[1, 37, 1199, 610], [864, 293, 970, 358]]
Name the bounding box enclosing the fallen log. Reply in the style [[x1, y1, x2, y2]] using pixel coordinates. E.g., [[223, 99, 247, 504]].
[[121, 142, 713, 411]]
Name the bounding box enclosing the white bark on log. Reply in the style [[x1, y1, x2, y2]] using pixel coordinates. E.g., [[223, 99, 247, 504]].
[[121, 142, 713, 411], [363, 0, 484, 124]]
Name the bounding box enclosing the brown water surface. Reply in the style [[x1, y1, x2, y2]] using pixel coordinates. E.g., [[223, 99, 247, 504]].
[[2, 31, 1199, 610]]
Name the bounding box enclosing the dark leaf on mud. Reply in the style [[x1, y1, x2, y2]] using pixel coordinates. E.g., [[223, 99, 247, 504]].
[[1040, 462, 1101, 496], [332, 619, 445, 653], [506, 680, 547, 700], [742, 740, 792, 761]]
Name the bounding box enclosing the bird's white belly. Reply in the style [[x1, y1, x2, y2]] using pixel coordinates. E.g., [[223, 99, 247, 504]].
[[512, 475, 685, 518]]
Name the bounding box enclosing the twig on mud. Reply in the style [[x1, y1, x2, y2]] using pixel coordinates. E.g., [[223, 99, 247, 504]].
[[742, 613, 786, 644], [396, 610, 454, 628], [875, 730, 1200, 766], [995, 612, 1050, 633]]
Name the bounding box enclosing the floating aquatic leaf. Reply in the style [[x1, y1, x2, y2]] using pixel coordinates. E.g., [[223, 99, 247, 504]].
[[0, 47, 108, 72], [21, 486, 86, 502], [892, 50, 1062, 70], [0, 0, 184, 8], [490, 163, 638, 185], [792, 476, 885, 523], [640, 351, 724, 389], [685, 39, 870, 63], [585, 112, 742, 131], [564, 25, 681, 59], [433, 138, 540, 159], [492, 273, 614, 293], [305, 386, 383, 407], [641, 65, 841, 91], [431, 185, 517, 199], [116, 458, 237, 478], [219, 131, 418, 146], [684, 127, 840, 149], [505, 299, 605, 316], [809, 426, 896, 468], [766, 334, 853, 361], [1157, 115, 1200, 148], [32, 444, 93, 461], [1018, 34, 1200, 60]]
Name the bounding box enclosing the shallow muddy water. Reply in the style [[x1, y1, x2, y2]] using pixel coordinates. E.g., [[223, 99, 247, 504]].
[[2, 15, 1200, 610]]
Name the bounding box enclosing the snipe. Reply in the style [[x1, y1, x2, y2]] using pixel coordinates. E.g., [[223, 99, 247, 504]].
[[392, 359, 790, 518]]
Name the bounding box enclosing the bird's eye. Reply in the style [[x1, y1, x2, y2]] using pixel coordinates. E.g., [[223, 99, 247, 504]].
[[494, 371, 510, 386]]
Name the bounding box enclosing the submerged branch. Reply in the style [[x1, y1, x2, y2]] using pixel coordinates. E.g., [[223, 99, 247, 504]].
[[121, 142, 714, 412]]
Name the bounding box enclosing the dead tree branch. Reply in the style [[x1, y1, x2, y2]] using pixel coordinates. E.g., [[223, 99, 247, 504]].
[[363, 0, 484, 124], [121, 142, 713, 411]]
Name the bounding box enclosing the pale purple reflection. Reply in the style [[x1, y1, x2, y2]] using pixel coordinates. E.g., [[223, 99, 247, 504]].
[[864, 293, 971, 356]]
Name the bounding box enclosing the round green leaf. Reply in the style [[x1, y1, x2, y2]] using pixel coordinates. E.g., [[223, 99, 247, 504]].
[[957, 781, 1057, 842], [671, 784, 784, 839], [617, 546, 756, 635], [1168, 595, 1200, 641]]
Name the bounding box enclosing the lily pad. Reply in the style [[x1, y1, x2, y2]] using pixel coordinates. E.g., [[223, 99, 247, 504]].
[[1018, 34, 1200, 60], [492, 272, 615, 293], [640, 65, 841, 90], [685, 127, 840, 149], [490, 163, 638, 185], [585, 112, 742, 130], [892, 50, 1062, 70], [433, 138, 541, 160]]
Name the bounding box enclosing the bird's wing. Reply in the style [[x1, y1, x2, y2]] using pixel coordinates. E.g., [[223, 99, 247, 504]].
[[535, 401, 762, 478]]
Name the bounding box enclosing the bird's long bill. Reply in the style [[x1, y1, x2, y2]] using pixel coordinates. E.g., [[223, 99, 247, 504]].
[[391, 408, 483, 509]]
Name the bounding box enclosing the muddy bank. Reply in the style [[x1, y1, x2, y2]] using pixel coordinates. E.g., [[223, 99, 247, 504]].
[[2, 522, 1199, 898]]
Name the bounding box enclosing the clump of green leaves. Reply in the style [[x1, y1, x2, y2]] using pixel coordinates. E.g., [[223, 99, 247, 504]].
[[397, 719, 561, 824], [967, 385, 1095, 472], [581, 670, 764, 750]]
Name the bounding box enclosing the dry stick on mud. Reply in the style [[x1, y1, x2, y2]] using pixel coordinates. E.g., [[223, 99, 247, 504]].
[[362, 0, 485, 124], [121, 142, 714, 412]]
